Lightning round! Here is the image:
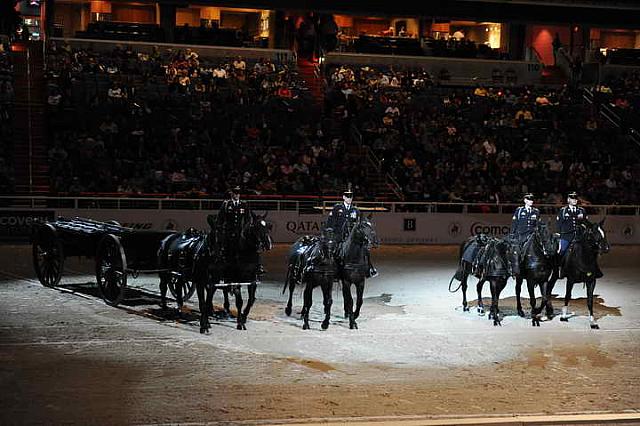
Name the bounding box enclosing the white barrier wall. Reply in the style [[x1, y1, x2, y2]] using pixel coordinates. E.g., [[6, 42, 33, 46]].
[[2, 209, 638, 245], [326, 52, 543, 86]]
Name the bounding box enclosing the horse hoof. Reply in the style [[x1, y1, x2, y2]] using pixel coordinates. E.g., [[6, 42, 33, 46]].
[[302, 323, 310, 330], [493, 320, 501, 327], [517, 310, 525, 318], [353, 322, 358, 330], [237, 324, 243, 330], [560, 317, 569, 322], [463, 306, 470, 312], [321, 321, 329, 330], [200, 328, 206, 334], [591, 324, 600, 330], [285, 307, 292, 317], [478, 308, 485, 316]]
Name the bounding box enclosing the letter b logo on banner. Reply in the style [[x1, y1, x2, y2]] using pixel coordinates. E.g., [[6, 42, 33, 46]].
[[404, 218, 416, 231]]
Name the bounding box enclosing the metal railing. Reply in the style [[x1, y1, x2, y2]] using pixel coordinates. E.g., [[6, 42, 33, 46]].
[[350, 125, 405, 200], [0, 196, 638, 216]]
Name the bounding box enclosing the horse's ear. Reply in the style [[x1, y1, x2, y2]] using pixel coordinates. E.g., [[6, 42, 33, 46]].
[[263, 210, 269, 219], [599, 217, 606, 226], [367, 213, 373, 220], [207, 214, 216, 229]]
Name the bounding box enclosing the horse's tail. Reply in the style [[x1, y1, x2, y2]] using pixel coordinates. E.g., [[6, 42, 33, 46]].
[[448, 274, 463, 293], [282, 265, 291, 295], [449, 240, 469, 290]]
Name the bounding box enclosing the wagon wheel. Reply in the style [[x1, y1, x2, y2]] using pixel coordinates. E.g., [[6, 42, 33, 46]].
[[32, 223, 64, 287], [96, 234, 128, 306], [168, 275, 196, 302]]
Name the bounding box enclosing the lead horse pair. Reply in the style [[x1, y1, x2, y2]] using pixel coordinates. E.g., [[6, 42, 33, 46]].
[[158, 213, 272, 333], [283, 215, 379, 330], [452, 219, 609, 328]]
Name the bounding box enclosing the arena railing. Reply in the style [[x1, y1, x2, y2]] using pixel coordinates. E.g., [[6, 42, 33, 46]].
[[0, 196, 638, 216]]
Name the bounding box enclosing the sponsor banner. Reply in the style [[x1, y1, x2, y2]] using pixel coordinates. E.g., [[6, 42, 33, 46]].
[[3, 209, 638, 245], [0, 210, 55, 238]]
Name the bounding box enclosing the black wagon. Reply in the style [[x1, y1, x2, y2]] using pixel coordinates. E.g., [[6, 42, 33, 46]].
[[32, 217, 192, 306]]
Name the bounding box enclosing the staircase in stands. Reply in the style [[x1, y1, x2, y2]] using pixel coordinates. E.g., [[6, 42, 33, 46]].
[[297, 58, 325, 108], [323, 116, 403, 200], [11, 41, 49, 194], [540, 65, 568, 86]]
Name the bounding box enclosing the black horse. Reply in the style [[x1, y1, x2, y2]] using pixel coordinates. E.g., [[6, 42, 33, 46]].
[[548, 218, 610, 329], [161, 213, 271, 333], [337, 215, 379, 329], [512, 223, 559, 326], [450, 233, 493, 314], [158, 227, 207, 312], [451, 234, 514, 326], [203, 212, 272, 332], [283, 230, 337, 330]]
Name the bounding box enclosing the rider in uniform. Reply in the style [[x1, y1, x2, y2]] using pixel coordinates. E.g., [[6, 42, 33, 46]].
[[216, 185, 252, 263], [508, 193, 540, 275], [556, 191, 588, 257], [325, 186, 377, 278]]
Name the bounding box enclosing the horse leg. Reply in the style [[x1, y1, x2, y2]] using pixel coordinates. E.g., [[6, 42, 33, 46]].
[[206, 284, 215, 330], [301, 284, 313, 330], [515, 275, 525, 317], [321, 280, 333, 330], [561, 279, 575, 322], [342, 279, 354, 321], [353, 280, 365, 321], [539, 280, 553, 321], [348, 281, 365, 330], [175, 278, 184, 313], [527, 279, 540, 327], [285, 265, 295, 316], [461, 270, 469, 312], [223, 288, 231, 318], [233, 286, 245, 330], [241, 283, 257, 327], [490, 279, 504, 326], [477, 279, 486, 316], [196, 281, 208, 334], [587, 279, 599, 329], [159, 273, 168, 310]]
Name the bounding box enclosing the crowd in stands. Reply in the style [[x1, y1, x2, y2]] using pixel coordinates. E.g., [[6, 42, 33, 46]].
[[46, 42, 361, 197], [41, 41, 639, 204], [325, 64, 639, 205], [596, 70, 640, 130], [0, 48, 14, 194]]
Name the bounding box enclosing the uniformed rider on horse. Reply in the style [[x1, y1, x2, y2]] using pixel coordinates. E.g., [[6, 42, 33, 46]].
[[556, 191, 588, 257], [509, 193, 540, 275], [215, 185, 264, 274], [325, 186, 377, 278]]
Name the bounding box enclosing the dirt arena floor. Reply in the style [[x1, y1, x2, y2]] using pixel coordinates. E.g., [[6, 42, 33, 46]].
[[0, 243, 639, 425]]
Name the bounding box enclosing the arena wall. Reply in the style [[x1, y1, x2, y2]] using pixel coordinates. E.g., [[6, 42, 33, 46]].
[[51, 37, 296, 63], [325, 52, 543, 85], [1, 209, 637, 244]]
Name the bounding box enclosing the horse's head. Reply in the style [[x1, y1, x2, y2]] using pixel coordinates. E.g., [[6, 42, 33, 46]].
[[534, 221, 558, 258], [321, 228, 337, 258], [248, 211, 273, 253], [353, 214, 379, 249], [583, 218, 610, 255]]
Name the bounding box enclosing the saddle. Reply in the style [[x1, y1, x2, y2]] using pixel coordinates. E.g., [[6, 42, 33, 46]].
[[559, 244, 603, 280], [454, 234, 491, 281]]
